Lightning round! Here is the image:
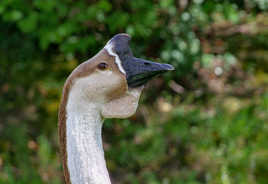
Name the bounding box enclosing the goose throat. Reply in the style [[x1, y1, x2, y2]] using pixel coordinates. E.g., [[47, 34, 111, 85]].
[[66, 102, 111, 184]]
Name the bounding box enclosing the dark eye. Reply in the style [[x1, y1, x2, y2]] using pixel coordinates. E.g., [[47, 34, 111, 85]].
[[98, 63, 108, 70]]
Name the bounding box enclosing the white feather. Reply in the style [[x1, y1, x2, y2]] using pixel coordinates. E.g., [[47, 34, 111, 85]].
[[104, 42, 126, 75]]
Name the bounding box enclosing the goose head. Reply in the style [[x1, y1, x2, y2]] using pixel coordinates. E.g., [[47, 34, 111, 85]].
[[64, 33, 174, 118]]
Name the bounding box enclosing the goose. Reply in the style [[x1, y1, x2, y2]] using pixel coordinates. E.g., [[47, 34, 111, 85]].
[[58, 33, 174, 184]]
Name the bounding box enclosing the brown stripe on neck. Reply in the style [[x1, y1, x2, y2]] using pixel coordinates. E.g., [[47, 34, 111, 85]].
[[58, 78, 72, 184]]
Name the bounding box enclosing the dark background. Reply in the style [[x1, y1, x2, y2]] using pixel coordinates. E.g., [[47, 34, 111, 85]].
[[0, 0, 268, 183]]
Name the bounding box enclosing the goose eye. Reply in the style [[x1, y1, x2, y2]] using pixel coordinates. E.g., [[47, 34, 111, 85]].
[[98, 63, 108, 70]]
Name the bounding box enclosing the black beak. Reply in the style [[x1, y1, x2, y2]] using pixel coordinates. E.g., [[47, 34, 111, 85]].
[[125, 57, 174, 88]]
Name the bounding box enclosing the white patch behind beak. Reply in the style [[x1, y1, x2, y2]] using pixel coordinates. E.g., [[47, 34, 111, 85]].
[[104, 42, 126, 75]]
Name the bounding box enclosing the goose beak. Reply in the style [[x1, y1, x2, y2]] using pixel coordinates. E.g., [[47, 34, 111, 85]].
[[104, 33, 174, 88], [125, 57, 174, 88]]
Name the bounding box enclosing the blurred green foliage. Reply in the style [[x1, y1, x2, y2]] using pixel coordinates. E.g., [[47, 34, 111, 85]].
[[0, 0, 268, 184]]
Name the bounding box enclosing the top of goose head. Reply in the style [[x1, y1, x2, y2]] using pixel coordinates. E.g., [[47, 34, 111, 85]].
[[63, 33, 174, 118]]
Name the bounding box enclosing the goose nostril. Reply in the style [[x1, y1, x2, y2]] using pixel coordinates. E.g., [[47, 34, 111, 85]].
[[144, 62, 151, 66]]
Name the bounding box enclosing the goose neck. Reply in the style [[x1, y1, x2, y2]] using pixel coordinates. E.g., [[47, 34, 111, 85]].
[[66, 103, 111, 184]]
